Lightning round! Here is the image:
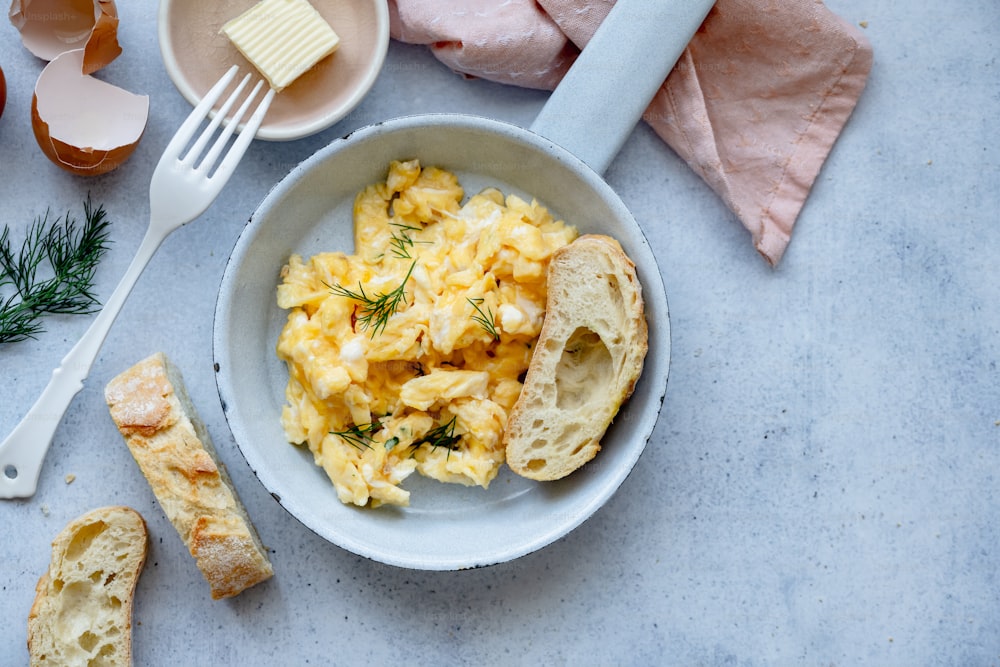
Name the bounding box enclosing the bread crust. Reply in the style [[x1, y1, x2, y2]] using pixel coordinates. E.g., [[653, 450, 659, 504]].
[[503, 235, 648, 480], [104, 352, 273, 599], [27, 506, 147, 667]]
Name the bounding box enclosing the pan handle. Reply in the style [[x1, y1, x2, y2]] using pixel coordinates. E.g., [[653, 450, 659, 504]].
[[530, 0, 716, 176]]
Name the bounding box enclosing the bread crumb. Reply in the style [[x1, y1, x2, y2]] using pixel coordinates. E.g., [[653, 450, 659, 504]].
[[65, 474, 76, 484], [40, 504, 50, 516], [859, 20, 868, 28]]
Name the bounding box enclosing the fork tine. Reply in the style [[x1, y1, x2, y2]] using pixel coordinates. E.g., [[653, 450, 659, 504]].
[[196, 78, 266, 174], [183, 73, 253, 169], [210, 85, 276, 182], [162, 65, 239, 159]]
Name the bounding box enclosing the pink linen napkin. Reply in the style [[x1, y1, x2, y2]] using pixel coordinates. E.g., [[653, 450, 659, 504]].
[[389, 0, 873, 266]]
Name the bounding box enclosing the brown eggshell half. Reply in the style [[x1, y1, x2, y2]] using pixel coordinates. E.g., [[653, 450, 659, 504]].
[[32, 49, 148, 176], [9, 0, 122, 73]]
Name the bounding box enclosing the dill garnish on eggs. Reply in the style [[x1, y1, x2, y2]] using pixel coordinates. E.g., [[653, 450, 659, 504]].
[[327, 259, 416, 338]]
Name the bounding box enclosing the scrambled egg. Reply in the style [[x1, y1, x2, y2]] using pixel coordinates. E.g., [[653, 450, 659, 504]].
[[276, 160, 577, 507]]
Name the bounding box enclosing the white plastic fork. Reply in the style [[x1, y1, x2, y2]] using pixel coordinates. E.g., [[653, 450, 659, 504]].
[[0, 66, 274, 498]]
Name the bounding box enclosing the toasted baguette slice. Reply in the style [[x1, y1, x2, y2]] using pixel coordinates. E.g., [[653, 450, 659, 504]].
[[104, 352, 273, 599], [504, 235, 648, 481], [28, 506, 147, 667]]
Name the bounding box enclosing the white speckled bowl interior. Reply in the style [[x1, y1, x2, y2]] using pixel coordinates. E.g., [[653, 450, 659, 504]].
[[213, 114, 671, 569]]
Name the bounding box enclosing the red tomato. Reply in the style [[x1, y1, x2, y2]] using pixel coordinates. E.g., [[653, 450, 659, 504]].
[[0, 65, 6, 119]]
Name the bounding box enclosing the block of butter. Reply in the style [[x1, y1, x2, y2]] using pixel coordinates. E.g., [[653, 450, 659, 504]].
[[220, 0, 341, 92]]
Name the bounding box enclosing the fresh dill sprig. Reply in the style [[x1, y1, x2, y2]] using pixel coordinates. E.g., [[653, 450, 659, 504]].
[[333, 416, 462, 453], [467, 297, 500, 341], [387, 222, 428, 259], [0, 197, 112, 344], [412, 416, 461, 452], [329, 260, 416, 338], [331, 421, 381, 450]]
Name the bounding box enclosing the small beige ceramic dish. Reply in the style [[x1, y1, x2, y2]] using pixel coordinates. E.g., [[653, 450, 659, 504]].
[[157, 0, 389, 141]]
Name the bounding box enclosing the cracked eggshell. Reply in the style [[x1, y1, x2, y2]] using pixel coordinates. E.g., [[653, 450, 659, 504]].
[[31, 49, 148, 176], [9, 0, 122, 73]]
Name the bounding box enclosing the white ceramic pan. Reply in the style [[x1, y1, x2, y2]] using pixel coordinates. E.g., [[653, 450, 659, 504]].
[[214, 0, 715, 569]]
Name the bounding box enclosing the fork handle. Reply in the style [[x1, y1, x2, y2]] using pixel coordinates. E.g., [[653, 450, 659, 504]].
[[0, 226, 167, 498]]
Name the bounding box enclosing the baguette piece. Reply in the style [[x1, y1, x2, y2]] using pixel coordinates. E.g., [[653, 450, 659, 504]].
[[28, 506, 147, 667], [104, 352, 273, 599], [504, 235, 648, 481]]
